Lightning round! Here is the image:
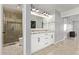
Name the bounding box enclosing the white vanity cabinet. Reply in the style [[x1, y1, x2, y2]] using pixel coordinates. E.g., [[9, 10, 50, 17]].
[[31, 32, 55, 53]]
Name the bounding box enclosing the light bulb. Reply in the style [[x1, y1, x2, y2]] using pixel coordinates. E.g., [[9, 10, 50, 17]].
[[32, 8, 36, 11], [36, 9, 39, 12], [43, 12, 46, 15]]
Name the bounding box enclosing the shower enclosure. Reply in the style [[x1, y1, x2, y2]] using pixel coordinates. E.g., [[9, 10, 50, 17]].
[[2, 5, 23, 55]]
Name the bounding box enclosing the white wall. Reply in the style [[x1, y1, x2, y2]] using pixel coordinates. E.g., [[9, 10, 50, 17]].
[[55, 10, 64, 43], [62, 7, 79, 17], [43, 15, 55, 31], [22, 4, 31, 55]]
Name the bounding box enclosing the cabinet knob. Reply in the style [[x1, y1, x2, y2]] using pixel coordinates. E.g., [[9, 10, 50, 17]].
[[38, 37, 40, 43], [51, 35, 53, 38]]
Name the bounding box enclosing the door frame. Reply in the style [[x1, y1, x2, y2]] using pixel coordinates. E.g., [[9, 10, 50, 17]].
[[0, 4, 3, 55]]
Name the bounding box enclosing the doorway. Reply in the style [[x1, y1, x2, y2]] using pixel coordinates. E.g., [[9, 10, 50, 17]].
[[2, 5, 23, 55]]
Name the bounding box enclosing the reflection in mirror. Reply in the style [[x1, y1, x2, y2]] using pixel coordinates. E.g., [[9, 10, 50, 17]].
[[31, 21, 36, 28]]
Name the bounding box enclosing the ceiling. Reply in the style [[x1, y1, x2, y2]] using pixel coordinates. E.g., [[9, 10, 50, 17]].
[[32, 4, 79, 15], [3, 4, 79, 15], [3, 4, 22, 12]]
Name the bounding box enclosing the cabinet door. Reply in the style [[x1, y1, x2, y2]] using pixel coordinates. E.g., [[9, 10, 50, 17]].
[[31, 34, 39, 53], [44, 33, 49, 45], [39, 33, 49, 49], [37, 33, 45, 50], [48, 33, 54, 44]]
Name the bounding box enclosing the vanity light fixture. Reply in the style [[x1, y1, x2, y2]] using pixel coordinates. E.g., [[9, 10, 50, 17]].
[[31, 11, 48, 18], [31, 8, 49, 17], [36, 9, 39, 12], [43, 12, 46, 15], [45, 13, 48, 16], [32, 8, 36, 11], [31, 4, 49, 17], [32, 8, 39, 13], [43, 12, 49, 16]]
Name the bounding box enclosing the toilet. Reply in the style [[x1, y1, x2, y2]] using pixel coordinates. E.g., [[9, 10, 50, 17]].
[[19, 37, 23, 46]]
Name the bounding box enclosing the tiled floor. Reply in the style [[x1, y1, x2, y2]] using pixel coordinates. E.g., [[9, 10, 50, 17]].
[[33, 38, 79, 55], [2, 38, 79, 55], [2, 42, 23, 55]]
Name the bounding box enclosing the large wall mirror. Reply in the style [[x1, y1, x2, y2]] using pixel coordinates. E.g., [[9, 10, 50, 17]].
[[31, 15, 44, 29]]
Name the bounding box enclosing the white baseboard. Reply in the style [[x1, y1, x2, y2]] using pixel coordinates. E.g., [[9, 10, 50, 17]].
[[54, 37, 66, 45]]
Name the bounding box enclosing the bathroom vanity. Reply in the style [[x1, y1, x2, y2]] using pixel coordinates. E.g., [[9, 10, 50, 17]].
[[31, 29, 54, 53], [31, 14, 55, 53]]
